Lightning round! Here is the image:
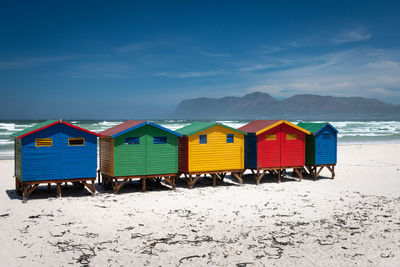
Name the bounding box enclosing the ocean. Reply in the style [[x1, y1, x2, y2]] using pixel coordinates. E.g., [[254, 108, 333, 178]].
[[1, 119, 400, 159]]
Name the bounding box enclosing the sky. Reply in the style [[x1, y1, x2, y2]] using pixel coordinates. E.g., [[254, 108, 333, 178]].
[[0, 0, 399, 119]]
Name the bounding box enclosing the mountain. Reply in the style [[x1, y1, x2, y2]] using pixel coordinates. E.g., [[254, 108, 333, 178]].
[[171, 92, 400, 120]]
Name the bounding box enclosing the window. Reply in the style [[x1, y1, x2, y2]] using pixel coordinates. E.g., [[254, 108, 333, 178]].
[[199, 135, 207, 144], [153, 136, 167, 144], [287, 133, 297, 140], [227, 134, 234, 143], [126, 137, 140, 144], [265, 134, 276, 140], [35, 138, 52, 147], [322, 133, 330, 140], [68, 138, 85, 146]]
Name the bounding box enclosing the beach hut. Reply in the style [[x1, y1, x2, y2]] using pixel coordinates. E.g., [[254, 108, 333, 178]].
[[297, 122, 338, 180], [99, 121, 182, 193], [239, 120, 310, 184], [11, 120, 102, 201], [176, 122, 246, 188]]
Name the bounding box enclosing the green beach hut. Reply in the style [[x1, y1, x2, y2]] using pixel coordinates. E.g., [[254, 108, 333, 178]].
[[99, 120, 182, 193]]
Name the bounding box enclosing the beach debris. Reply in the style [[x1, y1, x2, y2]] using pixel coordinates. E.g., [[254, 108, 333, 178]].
[[28, 213, 54, 219], [178, 254, 205, 264], [0, 213, 9, 218]]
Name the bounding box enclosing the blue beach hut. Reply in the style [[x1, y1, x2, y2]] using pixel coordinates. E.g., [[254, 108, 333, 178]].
[[11, 120, 102, 201], [297, 122, 338, 180]]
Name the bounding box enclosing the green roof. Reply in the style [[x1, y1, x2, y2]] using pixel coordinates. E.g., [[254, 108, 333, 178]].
[[11, 120, 58, 138], [297, 122, 329, 135], [176, 122, 246, 136]]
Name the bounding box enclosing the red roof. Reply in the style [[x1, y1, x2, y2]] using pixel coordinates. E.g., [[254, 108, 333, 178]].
[[100, 120, 146, 137], [238, 120, 282, 133]]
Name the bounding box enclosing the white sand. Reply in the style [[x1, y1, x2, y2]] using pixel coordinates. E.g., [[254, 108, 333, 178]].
[[0, 143, 400, 266]]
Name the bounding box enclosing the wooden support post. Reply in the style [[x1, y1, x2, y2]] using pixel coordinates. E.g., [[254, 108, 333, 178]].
[[326, 165, 335, 179], [15, 178, 20, 193], [191, 174, 201, 189], [188, 174, 193, 189], [277, 169, 281, 183], [232, 172, 243, 185], [56, 183, 62, 198], [256, 170, 265, 185], [22, 184, 28, 202], [294, 168, 303, 182], [47, 183, 51, 190], [212, 174, 216, 187], [250, 169, 256, 180], [141, 178, 146, 192], [82, 181, 96, 195], [314, 166, 324, 180]]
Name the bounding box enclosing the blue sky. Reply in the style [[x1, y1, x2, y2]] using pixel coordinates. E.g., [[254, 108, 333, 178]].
[[0, 0, 399, 119]]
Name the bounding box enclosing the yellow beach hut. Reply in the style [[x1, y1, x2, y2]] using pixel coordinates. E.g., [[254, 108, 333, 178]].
[[176, 122, 246, 188]]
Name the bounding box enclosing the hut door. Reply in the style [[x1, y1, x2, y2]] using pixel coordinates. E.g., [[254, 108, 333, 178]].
[[280, 124, 304, 167], [258, 126, 281, 167], [145, 125, 176, 175]]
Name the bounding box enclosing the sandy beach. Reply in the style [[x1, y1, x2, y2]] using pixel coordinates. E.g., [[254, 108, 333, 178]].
[[0, 143, 399, 266]]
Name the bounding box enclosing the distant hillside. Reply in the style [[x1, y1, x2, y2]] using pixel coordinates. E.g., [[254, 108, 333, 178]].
[[170, 92, 400, 120]]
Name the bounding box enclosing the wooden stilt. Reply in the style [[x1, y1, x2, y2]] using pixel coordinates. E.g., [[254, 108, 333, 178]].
[[47, 183, 51, 190], [15, 178, 20, 194], [190, 174, 201, 189], [212, 174, 216, 187], [232, 172, 243, 185], [294, 168, 303, 181], [326, 165, 335, 179], [82, 180, 96, 195], [277, 169, 281, 183], [22, 185, 28, 202], [256, 170, 265, 185], [188, 174, 193, 189], [56, 183, 61, 198], [141, 178, 146, 192]]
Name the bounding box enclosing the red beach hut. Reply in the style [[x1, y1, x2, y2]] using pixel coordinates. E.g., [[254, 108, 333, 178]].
[[239, 120, 310, 183]]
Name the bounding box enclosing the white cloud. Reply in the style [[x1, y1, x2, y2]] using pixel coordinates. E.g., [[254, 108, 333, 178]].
[[155, 70, 231, 78], [239, 64, 275, 72], [334, 30, 372, 44], [243, 49, 400, 102]]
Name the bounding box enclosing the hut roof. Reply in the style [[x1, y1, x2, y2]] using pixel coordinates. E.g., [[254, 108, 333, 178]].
[[239, 120, 310, 135], [176, 122, 246, 136], [297, 122, 338, 135], [11, 120, 102, 139], [100, 120, 182, 138]]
